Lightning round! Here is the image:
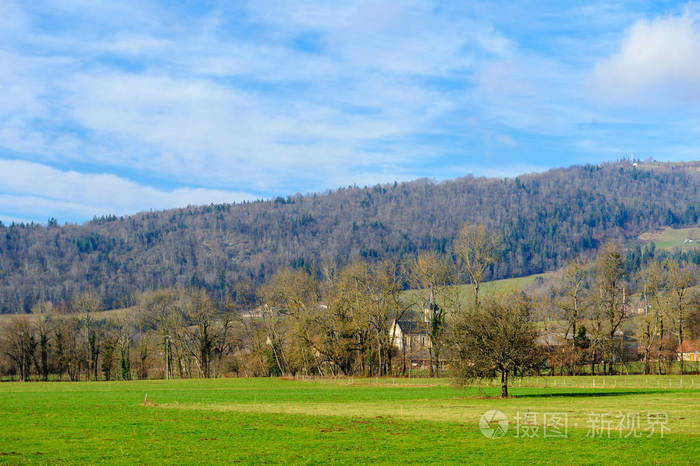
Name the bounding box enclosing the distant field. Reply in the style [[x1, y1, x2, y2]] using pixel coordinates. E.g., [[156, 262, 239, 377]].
[[0, 306, 136, 323], [0, 274, 549, 322], [635, 160, 700, 172], [1, 376, 698, 464], [401, 272, 552, 308], [639, 225, 700, 250]]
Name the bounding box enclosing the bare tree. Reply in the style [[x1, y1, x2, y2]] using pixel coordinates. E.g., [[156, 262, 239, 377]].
[[638, 261, 664, 374], [324, 262, 373, 376], [1, 316, 37, 381], [455, 224, 500, 309], [72, 291, 102, 380], [173, 288, 218, 378], [558, 259, 588, 340], [261, 268, 320, 376], [140, 288, 185, 378], [450, 293, 543, 397], [594, 242, 628, 375], [367, 261, 406, 376], [318, 261, 407, 377], [101, 327, 118, 381], [31, 301, 54, 381], [664, 259, 693, 374]]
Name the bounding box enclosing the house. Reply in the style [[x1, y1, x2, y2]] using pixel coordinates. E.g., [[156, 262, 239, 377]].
[[677, 340, 700, 362], [391, 319, 436, 370], [538, 329, 639, 366], [391, 319, 431, 369], [392, 319, 430, 352], [537, 332, 566, 348], [392, 290, 438, 352], [391, 290, 442, 370]]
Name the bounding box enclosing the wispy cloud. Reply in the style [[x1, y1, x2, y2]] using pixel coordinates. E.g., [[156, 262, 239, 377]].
[[0, 1, 699, 223]]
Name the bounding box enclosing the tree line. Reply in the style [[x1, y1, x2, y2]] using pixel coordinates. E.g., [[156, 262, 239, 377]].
[[545, 244, 700, 377], [1, 223, 698, 397]]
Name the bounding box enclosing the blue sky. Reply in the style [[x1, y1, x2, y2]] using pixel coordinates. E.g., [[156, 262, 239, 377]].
[[1, 1, 699, 224]]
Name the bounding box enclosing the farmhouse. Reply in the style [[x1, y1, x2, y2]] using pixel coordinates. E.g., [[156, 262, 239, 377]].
[[677, 340, 700, 362], [537, 332, 566, 348]]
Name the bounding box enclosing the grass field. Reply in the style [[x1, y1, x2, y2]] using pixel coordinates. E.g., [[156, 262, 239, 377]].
[[401, 272, 551, 307], [638, 225, 700, 251], [1, 376, 699, 464], [0, 306, 137, 323], [0, 273, 549, 323]]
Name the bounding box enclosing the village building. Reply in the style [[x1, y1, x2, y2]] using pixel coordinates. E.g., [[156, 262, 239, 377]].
[[677, 340, 700, 362], [391, 291, 441, 370]]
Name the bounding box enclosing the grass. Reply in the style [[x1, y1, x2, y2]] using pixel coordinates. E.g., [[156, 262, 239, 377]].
[[638, 225, 700, 251], [1, 375, 699, 464], [401, 272, 551, 308], [0, 307, 137, 323], [0, 273, 549, 323]]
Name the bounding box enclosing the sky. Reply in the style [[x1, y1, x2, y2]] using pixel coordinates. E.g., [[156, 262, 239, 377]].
[[1, 1, 699, 224]]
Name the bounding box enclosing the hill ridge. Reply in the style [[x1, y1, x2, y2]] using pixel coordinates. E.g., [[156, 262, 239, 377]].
[[0, 160, 698, 313]]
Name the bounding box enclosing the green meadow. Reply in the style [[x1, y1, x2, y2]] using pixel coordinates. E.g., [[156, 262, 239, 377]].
[[400, 272, 552, 307], [0, 272, 552, 326], [1, 376, 699, 464], [639, 225, 700, 251]]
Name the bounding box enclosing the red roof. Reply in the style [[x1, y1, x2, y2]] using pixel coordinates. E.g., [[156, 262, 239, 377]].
[[677, 340, 700, 353]]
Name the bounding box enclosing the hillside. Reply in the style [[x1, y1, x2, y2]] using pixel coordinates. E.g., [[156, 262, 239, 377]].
[[0, 160, 698, 313]]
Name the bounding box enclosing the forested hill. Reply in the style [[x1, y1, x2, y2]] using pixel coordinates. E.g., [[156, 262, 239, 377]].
[[1, 160, 699, 313]]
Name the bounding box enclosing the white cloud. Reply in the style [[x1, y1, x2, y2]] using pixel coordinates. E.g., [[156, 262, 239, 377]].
[[0, 0, 482, 198], [593, 8, 700, 105], [0, 159, 259, 222], [101, 34, 171, 56], [241, 0, 482, 76], [4, 0, 700, 225], [55, 70, 447, 191], [473, 52, 590, 135]]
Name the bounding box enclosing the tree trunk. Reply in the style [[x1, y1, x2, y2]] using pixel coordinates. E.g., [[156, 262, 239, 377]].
[[434, 347, 440, 377], [679, 330, 684, 375], [428, 346, 434, 377], [643, 349, 650, 375], [39, 333, 49, 381], [402, 339, 407, 376], [501, 370, 508, 398]]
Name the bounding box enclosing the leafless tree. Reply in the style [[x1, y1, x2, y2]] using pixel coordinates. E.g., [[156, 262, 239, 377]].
[[450, 293, 543, 397], [455, 223, 500, 309], [594, 242, 628, 375]]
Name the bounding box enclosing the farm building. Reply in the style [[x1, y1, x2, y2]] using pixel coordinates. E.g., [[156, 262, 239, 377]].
[[677, 340, 700, 362]]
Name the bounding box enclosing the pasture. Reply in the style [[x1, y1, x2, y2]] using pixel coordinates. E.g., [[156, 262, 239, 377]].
[[0, 272, 551, 325], [1, 376, 699, 464], [400, 271, 552, 307], [638, 225, 700, 251]]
